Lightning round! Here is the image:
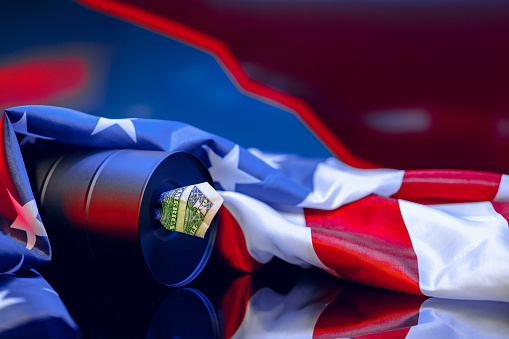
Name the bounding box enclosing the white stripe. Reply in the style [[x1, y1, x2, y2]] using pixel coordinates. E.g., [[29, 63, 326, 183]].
[[279, 210, 307, 227], [221, 191, 327, 270], [299, 157, 404, 209], [494, 174, 509, 201], [407, 298, 509, 338], [400, 200, 509, 301], [231, 280, 329, 339]]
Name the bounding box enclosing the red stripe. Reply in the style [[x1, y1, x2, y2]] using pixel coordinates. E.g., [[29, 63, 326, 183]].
[[353, 328, 411, 339], [219, 275, 254, 339], [314, 285, 425, 338], [75, 0, 377, 169], [214, 206, 262, 272], [393, 169, 502, 204], [306, 195, 422, 295], [491, 201, 509, 221]]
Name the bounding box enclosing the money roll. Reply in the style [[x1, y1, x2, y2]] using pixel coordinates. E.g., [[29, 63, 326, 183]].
[[22, 144, 217, 287], [155, 182, 223, 238]]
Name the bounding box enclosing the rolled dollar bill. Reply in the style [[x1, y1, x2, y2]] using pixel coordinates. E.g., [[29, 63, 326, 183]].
[[155, 182, 223, 238]]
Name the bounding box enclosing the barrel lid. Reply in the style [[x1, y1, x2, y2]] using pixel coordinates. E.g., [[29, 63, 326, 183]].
[[138, 151, 218, 287]]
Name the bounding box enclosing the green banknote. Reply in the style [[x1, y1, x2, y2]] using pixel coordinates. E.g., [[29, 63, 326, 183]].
[[156, 182, 223, 237]]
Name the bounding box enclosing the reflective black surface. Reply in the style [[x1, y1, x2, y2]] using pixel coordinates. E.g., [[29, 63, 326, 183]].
[[35, 256, 509, 339], [36, 256, 311, 338]]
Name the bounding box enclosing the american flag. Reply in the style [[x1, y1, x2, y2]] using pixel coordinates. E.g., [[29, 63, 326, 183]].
[[0, 111, 50, 274], [1, 105, 509, 303]]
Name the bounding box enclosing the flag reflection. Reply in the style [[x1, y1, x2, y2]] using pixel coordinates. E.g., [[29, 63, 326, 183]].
[[29, 262, 509, 338], [217, 272, 509, 339]]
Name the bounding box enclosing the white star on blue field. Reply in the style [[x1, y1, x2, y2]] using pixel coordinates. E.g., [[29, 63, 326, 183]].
[[91, 117, 137, 143], [204, 145, 259, 191]]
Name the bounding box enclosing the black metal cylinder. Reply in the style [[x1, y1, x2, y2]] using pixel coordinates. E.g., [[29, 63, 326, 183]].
[[23, 144, 217, 287]]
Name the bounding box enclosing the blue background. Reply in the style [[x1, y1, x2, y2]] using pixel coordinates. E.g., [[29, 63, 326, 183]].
[[2, 0, 330, 158]]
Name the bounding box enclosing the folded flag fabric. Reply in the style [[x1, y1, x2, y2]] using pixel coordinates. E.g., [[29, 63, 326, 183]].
[[1, 105, 508, 302], [220, 274, 509, 339], [0, 270, 79, 338], [0, 112, 50, 274]]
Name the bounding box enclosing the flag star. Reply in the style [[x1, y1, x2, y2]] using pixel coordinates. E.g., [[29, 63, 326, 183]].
[[11, 111, 54, 140], [248, 148, 288, 169], [0, 290, 25, 311], [91, 117, 137, 143], [204, 145, 259, 191], [7, 189, 47, 251]]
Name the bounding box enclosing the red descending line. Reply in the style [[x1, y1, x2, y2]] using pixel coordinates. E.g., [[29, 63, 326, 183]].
[[76, 0, 377, 169]]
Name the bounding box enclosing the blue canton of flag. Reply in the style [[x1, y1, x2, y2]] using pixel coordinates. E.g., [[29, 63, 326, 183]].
[[5, 105, 313, 207], [0, 270, 79, 337]]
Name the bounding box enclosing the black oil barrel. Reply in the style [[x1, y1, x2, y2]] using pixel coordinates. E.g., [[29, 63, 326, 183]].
[[22, 144, 217, 287]]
